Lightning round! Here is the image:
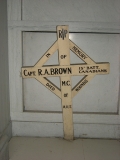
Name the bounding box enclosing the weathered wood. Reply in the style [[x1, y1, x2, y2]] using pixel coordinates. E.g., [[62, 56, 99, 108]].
[[22, 63, 109, 78], [21, 25, 110, 140], [57, 25, 73, 140]]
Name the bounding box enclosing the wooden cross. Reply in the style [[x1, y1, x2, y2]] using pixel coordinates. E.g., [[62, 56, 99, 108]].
[[22, 26, 110, 140]]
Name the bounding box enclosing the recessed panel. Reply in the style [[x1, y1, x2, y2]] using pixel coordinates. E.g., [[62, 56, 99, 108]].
[[22, 0, 120, 23], [23, 32, 119, 113]]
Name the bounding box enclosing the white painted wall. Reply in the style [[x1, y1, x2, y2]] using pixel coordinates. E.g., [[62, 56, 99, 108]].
[[0, 0, 10, 134], [22, 0, 120, 22], [0, 0, 11, 159], [8, 0, 120, 139]]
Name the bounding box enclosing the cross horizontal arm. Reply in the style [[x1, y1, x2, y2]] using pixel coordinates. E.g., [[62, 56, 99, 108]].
[[22, 63, 110, 78]]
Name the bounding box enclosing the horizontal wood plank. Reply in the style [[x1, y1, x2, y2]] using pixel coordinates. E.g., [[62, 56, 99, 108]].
[[22, 63, 110, 78]]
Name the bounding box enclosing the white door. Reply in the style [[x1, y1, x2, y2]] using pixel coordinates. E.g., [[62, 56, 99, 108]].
[[8, 0, 120, 138], [23, 32, 119, 114]]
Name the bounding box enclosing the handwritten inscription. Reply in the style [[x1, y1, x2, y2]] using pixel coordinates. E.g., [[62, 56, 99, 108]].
[[79, 66, 107, 73], [22, 64, 109, 78], [23, 70, 36, 76], [63, 105, 71, 108], [23, 67, 72, 77], [75, 79, 88, 92], [64, 93, 68, 97], [72, 46, 87, 59], [59, 29, 67, 40], [46, 53, 51, 58], [62, 81, 70, 86], [38, 67, 72, 76], [37, 67, 71, 76], [46, 83, 55, 91], [61, 55, 67, 59]]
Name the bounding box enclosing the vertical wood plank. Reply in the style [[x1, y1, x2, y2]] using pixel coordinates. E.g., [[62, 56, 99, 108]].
[[57, 26, 73, 140]]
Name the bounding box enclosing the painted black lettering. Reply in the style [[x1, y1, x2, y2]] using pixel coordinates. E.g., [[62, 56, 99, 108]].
[[72, 46, 87, 59], [68, 67, 72, 74], [63, 105, 65, 108], [46, 83, 55, 91], [62, 68, 67, 74], [59, 29, 67, 40], [28, 72, 32, 76], [46, 53, 50, 58], [59, 68, 63, 74], [23, 69, 27, 76], [62, 81, 66, 86], [38, 69, 42, 75], [64, 93, 68, 97], [62, 81, 70, 86], [44, 69, 50, 75], [54, 68, 59, 75], [51, 68, 54, 75], [63, 105, 71, 108], [33, 71, 36, 76], [61, 55, 67, 59], [75, 79, 88, 92]]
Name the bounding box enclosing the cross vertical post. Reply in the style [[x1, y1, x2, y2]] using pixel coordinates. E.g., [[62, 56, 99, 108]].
[[57, 26, 73, 140]]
